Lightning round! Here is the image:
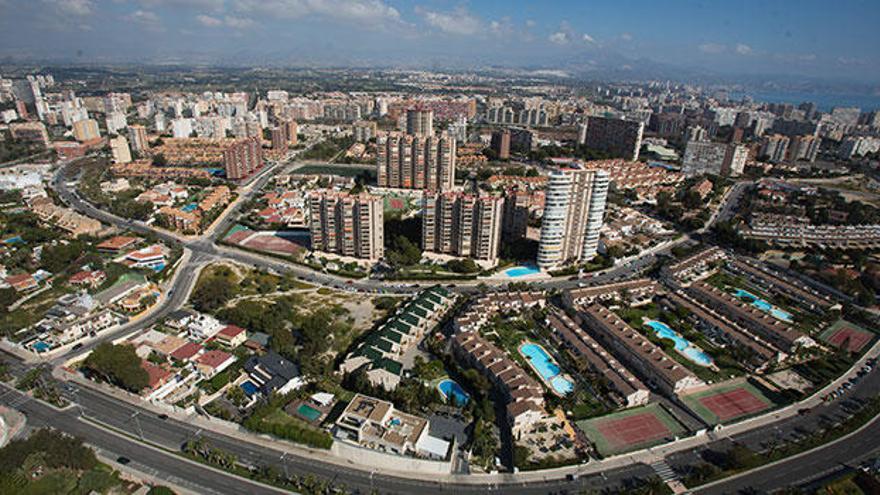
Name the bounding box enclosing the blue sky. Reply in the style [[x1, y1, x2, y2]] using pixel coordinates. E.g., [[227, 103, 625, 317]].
[[1, 0, 878, 82]]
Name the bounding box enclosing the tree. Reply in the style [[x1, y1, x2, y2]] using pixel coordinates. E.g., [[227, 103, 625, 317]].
[[0, 288, 17, 312], [40, 241, 86, 273], [0, 428, 97, 473], [386, 235, 422, 267], [82, 343, 149, 392], [191, 275, 237, 313], [446, 258, 480, 273]]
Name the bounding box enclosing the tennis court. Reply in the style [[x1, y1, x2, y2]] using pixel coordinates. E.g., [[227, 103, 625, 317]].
[[820, 320, 874, 353], [576, 403, 685, 456], [682, 380, 774, 425]]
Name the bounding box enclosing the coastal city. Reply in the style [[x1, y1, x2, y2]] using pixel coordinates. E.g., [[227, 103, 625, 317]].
[[1, 2, 880, 495]]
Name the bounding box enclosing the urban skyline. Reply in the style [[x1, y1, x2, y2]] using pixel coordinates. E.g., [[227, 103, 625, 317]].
[[1, 3, 880, 495], [1, 1, 880, 86]]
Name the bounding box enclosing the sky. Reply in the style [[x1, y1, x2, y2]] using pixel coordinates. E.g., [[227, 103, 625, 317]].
[[1, 0, 879, 84]]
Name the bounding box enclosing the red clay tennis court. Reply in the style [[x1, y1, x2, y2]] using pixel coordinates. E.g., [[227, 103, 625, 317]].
[[823, 324, 873, 353], [577, 403, 685, 456], [698, 387, 769, 422], [595, 413, 672, 450]]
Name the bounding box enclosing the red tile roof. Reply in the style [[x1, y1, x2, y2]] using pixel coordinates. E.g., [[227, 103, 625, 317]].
[[218, 325, 246, 338], [141, 361, 172, 390], [69, 270, 105, 284], [96, 236, 140, 251], [170, 342, 203, 361], [196, 350, 233, 370]]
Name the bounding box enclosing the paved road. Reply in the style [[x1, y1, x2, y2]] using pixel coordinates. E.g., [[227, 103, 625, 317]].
[[0, 383, 284, 495], [695, 413, 880, 494], [672, 357, 880, 493], [0, 380, 653, 495]]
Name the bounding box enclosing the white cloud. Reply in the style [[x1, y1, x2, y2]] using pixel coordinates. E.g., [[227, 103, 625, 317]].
[[46, 0, 94, 16], [735, 43, 752, 55], [418, 7, 481, 36], [582, 33, 595, 43], [620, 32, 632, 41], [224, 15, 256, 29], [126, 9, 161, 24], [139, 0, 225, 11], [125, 9, 165, 30], [548, 31, 569, 45], [525, 19, 535, 28], [233, 0, 401, 24], [698, 43, 726, 54], [197, 13, 256, 29], [196, 14, 223, 26], [488, 16, 515, 38]]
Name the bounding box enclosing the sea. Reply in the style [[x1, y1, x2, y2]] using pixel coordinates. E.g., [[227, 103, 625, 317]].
[[727, 90, 880, 112]]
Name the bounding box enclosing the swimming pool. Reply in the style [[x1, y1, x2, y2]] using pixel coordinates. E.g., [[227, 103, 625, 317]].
[[519, 342, 574, 395], [505, 266, 541, 278], [733, 289, 793, 322], [181, 203, 198, 213], [645, 320, 714, 367], [296, 403, 323, 422], [32, 341, 51, 353], [437, 378, 470, 406], [240, 380, 258, 396]]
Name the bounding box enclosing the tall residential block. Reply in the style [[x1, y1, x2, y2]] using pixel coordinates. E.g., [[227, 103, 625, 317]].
[[286, 120, 298, 146], [682, 141, 748, 177], [271, 126, 288, 152], [502, 190, 530, 243], [422, 192, 503, 265], [405, 108, 434, 136], [490, 129, 511, 160], [761, 134, 790, 163], [376, 132, 456, 191], [537, 168, 609, 270], [789, 135, 821, 162], [223, 136, 263, 180], [72, 118, 100, 142], [577, 116, 643, 161], [128, 124, 149, 152], [309, 191, 384, 261], [109, 135, 132, 164]]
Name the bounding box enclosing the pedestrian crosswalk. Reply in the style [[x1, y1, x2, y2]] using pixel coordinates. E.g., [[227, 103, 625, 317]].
[[650, 459, 678, 482]]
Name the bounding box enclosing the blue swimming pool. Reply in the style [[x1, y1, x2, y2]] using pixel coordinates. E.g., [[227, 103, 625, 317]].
[[181, 203, 198, 213], [519, 342, 574, 395], [437, 379, 470, 406], [240, 380, 258, 396], [505, 266, 540, 278], [733, 289, 793, 322], [33, 341, 51, 353], [645, 320, 714, 367]]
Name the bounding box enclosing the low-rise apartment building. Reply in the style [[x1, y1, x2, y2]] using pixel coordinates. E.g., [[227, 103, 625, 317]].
[[567, 304, 705, 395], [341, 287, 454, 390], [545, 309, 649, 408], [687, 281, 815, 353], [451, 331, 547, 434]]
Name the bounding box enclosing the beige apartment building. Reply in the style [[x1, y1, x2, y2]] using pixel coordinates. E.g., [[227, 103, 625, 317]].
[[422, 192, 503, 266], [309, 191, 384, 261]]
